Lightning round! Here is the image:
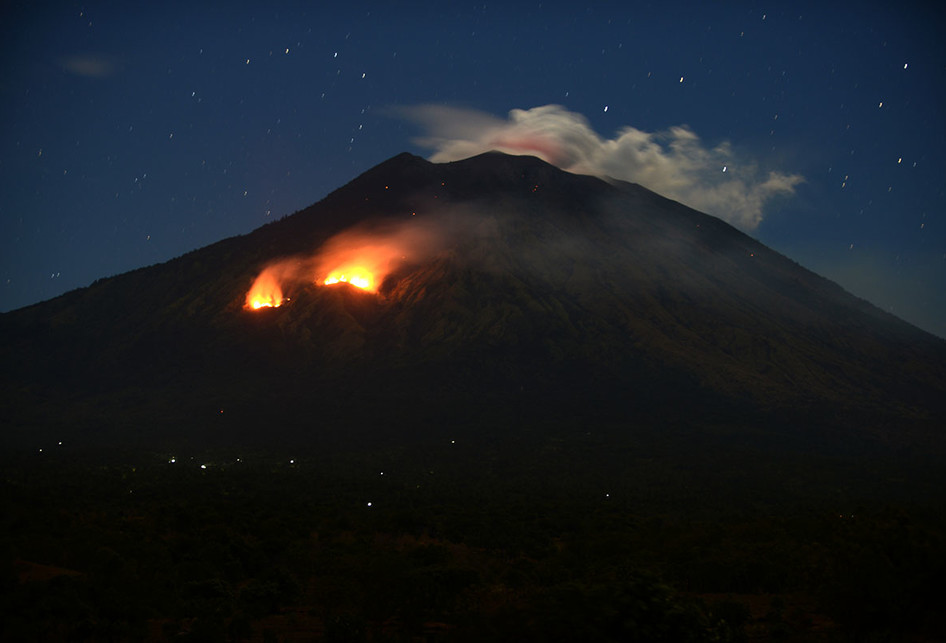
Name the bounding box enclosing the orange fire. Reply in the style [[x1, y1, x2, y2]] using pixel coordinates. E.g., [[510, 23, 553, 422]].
[[323, 269, 374, 290], [244, 267, 284, 309], [316, 239, 414, 293], [244, 216, 451, 311]]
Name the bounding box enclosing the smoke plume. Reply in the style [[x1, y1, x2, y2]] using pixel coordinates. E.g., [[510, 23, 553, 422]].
[[245, 215, 471, 308], [400, 104, 803, 230]]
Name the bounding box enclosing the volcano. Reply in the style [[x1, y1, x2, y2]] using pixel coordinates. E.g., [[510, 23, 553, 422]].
[[2, 151, 945, 453], [5, 151, 946, 642]]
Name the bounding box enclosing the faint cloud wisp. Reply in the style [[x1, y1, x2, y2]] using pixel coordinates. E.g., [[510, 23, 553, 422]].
[[60, 54, 118, 78], [400, 104, 803, 230]]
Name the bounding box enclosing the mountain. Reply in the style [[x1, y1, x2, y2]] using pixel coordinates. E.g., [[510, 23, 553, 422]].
[[5, 151, 946, 642], [2, 151, 945, 453]]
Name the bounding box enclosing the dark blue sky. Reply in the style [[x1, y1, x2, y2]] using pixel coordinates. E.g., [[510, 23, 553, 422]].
[[2, 2, 944, 337]]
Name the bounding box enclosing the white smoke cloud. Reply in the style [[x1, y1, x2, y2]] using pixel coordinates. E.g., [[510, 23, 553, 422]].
[[400, 104, 803, 230]]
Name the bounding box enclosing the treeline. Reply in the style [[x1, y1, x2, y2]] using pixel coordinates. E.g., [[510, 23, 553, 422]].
[[2, 444, 945, 641]]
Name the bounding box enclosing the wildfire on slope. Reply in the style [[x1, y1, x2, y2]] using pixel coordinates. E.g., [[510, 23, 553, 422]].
[[323, 272, 373, 289], [317, 239, 418, 293], [244, 217, 451, 311], [245, 267, 284, 309]]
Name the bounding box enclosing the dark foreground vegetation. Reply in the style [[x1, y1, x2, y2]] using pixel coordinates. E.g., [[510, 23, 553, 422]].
[[3, 421, 945, 642]]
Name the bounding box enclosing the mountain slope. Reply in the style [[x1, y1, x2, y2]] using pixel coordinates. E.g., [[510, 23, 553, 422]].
[[2, 151, 944, 450]]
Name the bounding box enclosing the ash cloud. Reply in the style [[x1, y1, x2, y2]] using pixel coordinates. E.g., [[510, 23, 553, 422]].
[[400, 104, 803, 230]]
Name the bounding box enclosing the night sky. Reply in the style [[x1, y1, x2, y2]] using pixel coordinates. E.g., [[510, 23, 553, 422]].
[[2, 2, 944, 337]]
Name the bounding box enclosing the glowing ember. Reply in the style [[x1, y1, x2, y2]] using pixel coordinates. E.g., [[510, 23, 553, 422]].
[[245, 268, 284, 310]]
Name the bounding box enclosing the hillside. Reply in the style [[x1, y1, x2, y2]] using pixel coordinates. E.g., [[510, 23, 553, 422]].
[[3, 152, 946, 641], [2, 151, 943, 451]]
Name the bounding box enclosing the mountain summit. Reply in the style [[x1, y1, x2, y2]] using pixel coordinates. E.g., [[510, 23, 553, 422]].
[[2, 151, 944, 450]]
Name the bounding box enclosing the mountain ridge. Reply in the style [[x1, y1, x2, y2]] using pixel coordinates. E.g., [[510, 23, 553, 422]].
[[2, 151, 944, 450], [4, 151, 945, 643]]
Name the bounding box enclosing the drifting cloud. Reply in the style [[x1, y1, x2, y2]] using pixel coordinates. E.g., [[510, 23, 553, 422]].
[[400, 104, 803, 230], [60, 54, 119, 78]]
